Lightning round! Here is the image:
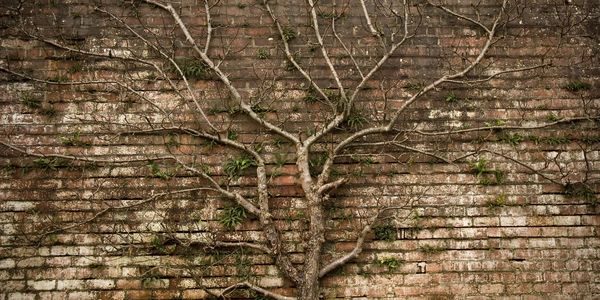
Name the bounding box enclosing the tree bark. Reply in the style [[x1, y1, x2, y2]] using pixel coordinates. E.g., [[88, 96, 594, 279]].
[[296, 148, 325, 300], [298, 201, 324, 300]]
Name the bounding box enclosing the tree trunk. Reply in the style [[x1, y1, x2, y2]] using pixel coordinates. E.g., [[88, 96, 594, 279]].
[[298, 201, 324, 300], [296, 149, 325, 300], [299, 280, 320, 300]]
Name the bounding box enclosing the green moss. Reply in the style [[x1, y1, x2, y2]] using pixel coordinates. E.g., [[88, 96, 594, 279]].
[[485, 119, 506, 127], [543, 136, 570, 145], [404, 82, 423, 92]]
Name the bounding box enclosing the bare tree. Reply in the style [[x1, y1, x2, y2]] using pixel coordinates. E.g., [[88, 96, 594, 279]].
[[1, 0, 598, 299]]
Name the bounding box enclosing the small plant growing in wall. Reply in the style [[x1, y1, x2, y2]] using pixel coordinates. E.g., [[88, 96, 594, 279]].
[[38, 105, 58, 118], [374, 257, 402, 272], [546, 113, 562, 122], [303, 86, 319, 103], [419, 244, 446, 254], [174, 58, 213, 79], [33, 158, 67, 171], [487, 193, 507, 208], [445, 92, 459, 103], [20, 92, 41, 109], [564, 182, 597, 205], [308, 152, 328, 176], [281, 27, 296, 42], [373, 225, 396, 242], [60, 131, 92, 147], [256, 48, 270, 59], [471, 158, 505, 186], [148, 161, 173, 180], [345, 112, 368, 130], [150, 235, 168, 254], [224, 155, 256, 179], [499, 133, 524, 146], [485, 119, 506, 128], [220, 205, 247, 230], [564, 81, 591, 92]]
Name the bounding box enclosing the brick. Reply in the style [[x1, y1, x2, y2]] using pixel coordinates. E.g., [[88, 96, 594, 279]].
[[85, 279, 115, 290], [67, 292, 96, 300], [16, 258, 45, 268], [116, 279, 141, 289], [479, 283, 505, 294], [38, 292, 67, 300], [57, 279, 84, 290], [182, 289, 208, 299], [97, 291, 125, 300], [152, 290, 181, 299], [28, 280, 56, 290], [0, 259, 15, 269], [126, 291, 152, 299], [500, 216, 527, 226], [7, 293, 36, 300]]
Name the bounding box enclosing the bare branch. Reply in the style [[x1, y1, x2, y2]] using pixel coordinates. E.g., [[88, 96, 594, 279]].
[[320, 191, 422, 278], [444, 63, 552, 85], [479, 149, 564, 186], [360, 0, 381, 37], [95, 6, 218, 132], [143, 0, 300, 144], [411, 116, 598, 136], [306, 0, 348, 102], [262, 0, 334, 111], [427, 0, 492, 34], [317, 177, 349, 196], [319, 222, 371, 278], [35, 188, 214, 244], [0, 65, 117, 86], [0, 140, 174, 165], [332, 16, 364, 79], [203, 0, 212, 54], [304, 0, 412, 147], [210, 242, 272, 254]]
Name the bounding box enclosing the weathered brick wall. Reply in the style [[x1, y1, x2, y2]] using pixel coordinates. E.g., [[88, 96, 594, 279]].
[[0, 0, 599, 299]]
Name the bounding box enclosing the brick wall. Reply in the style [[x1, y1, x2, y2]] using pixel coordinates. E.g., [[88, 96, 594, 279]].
[[0, 0, 599, 299]]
